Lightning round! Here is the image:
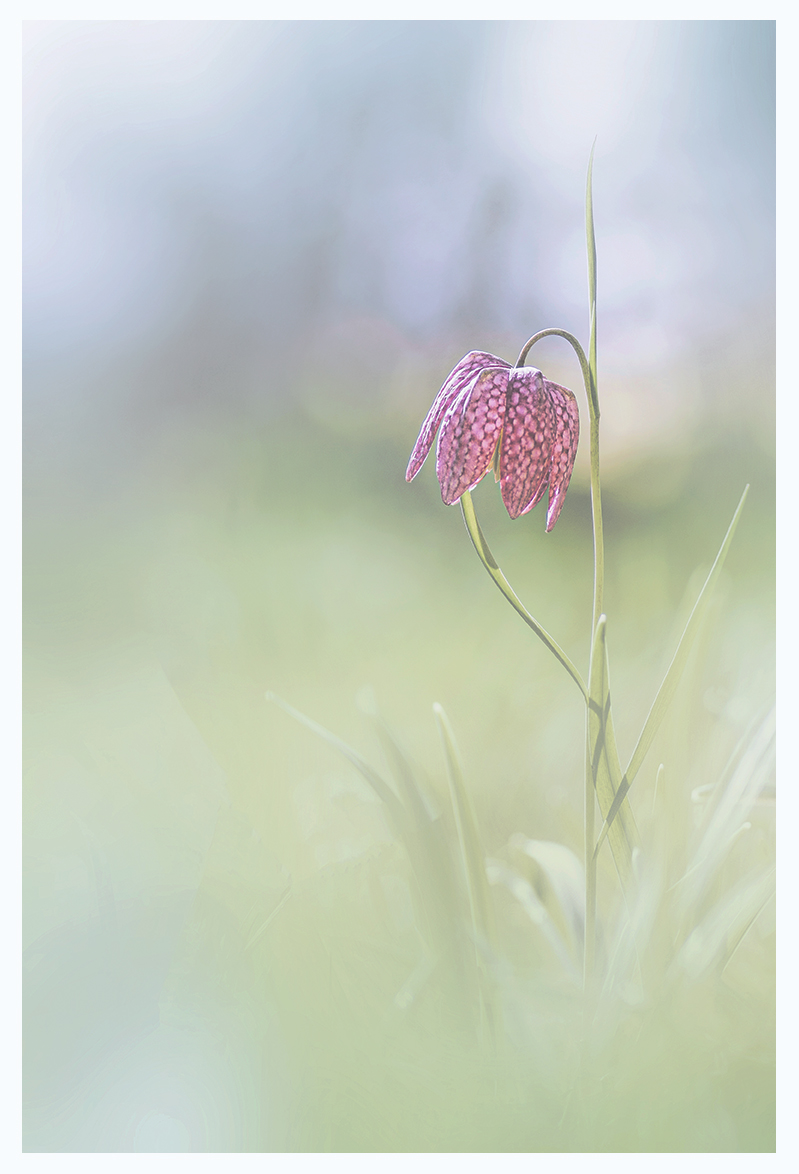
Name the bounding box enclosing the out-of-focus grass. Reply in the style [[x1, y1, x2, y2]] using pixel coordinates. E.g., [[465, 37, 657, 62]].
[[23, 377, 774, 1151]]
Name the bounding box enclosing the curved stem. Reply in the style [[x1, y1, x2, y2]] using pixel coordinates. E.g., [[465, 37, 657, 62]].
[[515, 328, 598, 420], [460, 492, 587, 701], [514, 327, 605, 634]]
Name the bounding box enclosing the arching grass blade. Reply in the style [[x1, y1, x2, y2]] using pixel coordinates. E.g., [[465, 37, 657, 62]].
[[594, 485, 749, 850]]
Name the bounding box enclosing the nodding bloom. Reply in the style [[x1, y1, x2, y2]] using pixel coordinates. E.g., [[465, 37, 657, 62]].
[[406, 350, 580, 531]]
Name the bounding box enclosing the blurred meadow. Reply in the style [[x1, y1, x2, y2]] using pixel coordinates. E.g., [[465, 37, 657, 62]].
[[23, 20, 775, 1153]]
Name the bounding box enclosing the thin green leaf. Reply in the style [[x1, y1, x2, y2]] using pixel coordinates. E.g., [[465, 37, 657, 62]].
[[434, 704, 502, 1046], [245, 885, 292, 952], [586, 141, 597, 311], [510, 835, 584, 952], [357, 685, 437, 825], [585, 141, 599, 418], [720, 886, 775, 977], [600, 860, 662, 1004], [676, 866, 775, 980], [267, 692, 460, 956], [626, 486, 749, 783], [365, 702, 468, 946], [486, 859, 580, 985], [594, 485, 749, 847], [675, 705, 774, 916], [265, 692, 406, 826], [433, 703, 495, 952], [588, 617, 639, 892], [460, 491, 587, 700], [359, 690, 437, 831]]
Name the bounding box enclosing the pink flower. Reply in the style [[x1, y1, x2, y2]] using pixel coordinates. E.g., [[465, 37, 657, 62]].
[[406, 350, 580, 531]]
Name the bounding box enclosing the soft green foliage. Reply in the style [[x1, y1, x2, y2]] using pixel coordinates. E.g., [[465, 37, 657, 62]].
[[23, 407, 775, 1150], [260, 521, 774, 1148]]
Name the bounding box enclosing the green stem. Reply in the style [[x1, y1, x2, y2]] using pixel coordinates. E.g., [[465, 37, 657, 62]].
[[584, 146, 601, 990], [584, 673, 598, 995], [588, 412, 604, 633], [516, 328, 598, 419], [516, 148, 605, 991], [460, 491, 587, 701], [515, 328, 604, 611], [514, 327, 604, 986], [585, 144, 602, 636], [515, 324, 604, 615], [514, 328, 603, 638], [583, 708, 596, 989]]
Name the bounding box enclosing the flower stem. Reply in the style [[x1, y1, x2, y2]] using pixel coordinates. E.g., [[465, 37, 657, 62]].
[[584, 146, 602, 993], [583, 704, 596, 989], [460, 491, 588, 700], [516, 148, 606, 992], [516, 328, 598, 419], [585, 143, 603, 635], [514, 326, 604, 635]]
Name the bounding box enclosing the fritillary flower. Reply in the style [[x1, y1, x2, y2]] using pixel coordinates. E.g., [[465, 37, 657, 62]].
[[406, 350, 580, 531]]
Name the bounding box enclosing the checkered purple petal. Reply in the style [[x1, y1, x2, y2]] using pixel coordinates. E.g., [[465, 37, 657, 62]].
[[436, 366, 509, 504], [544, 380, 580, 532], [499, 367, 555, 520], [405, 350, 509, 482]]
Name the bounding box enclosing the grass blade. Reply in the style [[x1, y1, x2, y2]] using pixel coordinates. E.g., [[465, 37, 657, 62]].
[[674, 705, 775, 916], [676, 866, 775, 980], [585, 141, 599, 418], [245, 884, 292, 952], [266, 692, 406, 827], [433, 703, 495, 952], [362, 697, 467, 950], [601, 859, 662, 1005], [486, 859, 580, 984], [588, 617, 639, 892], [268, 692, 461, 958], [434, 703, 502, 1044], [625, 485, 749, 783], [594, 485, 749, 847], [357, 687, 437, 831], [510, 835, 585, 953]]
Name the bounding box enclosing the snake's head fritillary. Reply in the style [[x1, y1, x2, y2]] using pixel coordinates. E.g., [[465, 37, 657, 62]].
[[406, 351, 579, 531]]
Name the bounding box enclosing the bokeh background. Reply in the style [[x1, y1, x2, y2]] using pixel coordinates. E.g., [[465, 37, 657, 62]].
[[23, 20, 775, 1153]]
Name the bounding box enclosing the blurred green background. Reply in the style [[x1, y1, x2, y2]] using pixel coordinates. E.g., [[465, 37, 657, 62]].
[[23, 20, 774, 1152]]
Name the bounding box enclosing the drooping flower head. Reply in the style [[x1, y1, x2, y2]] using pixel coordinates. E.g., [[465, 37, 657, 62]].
[[406, 350, 580, 531]]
